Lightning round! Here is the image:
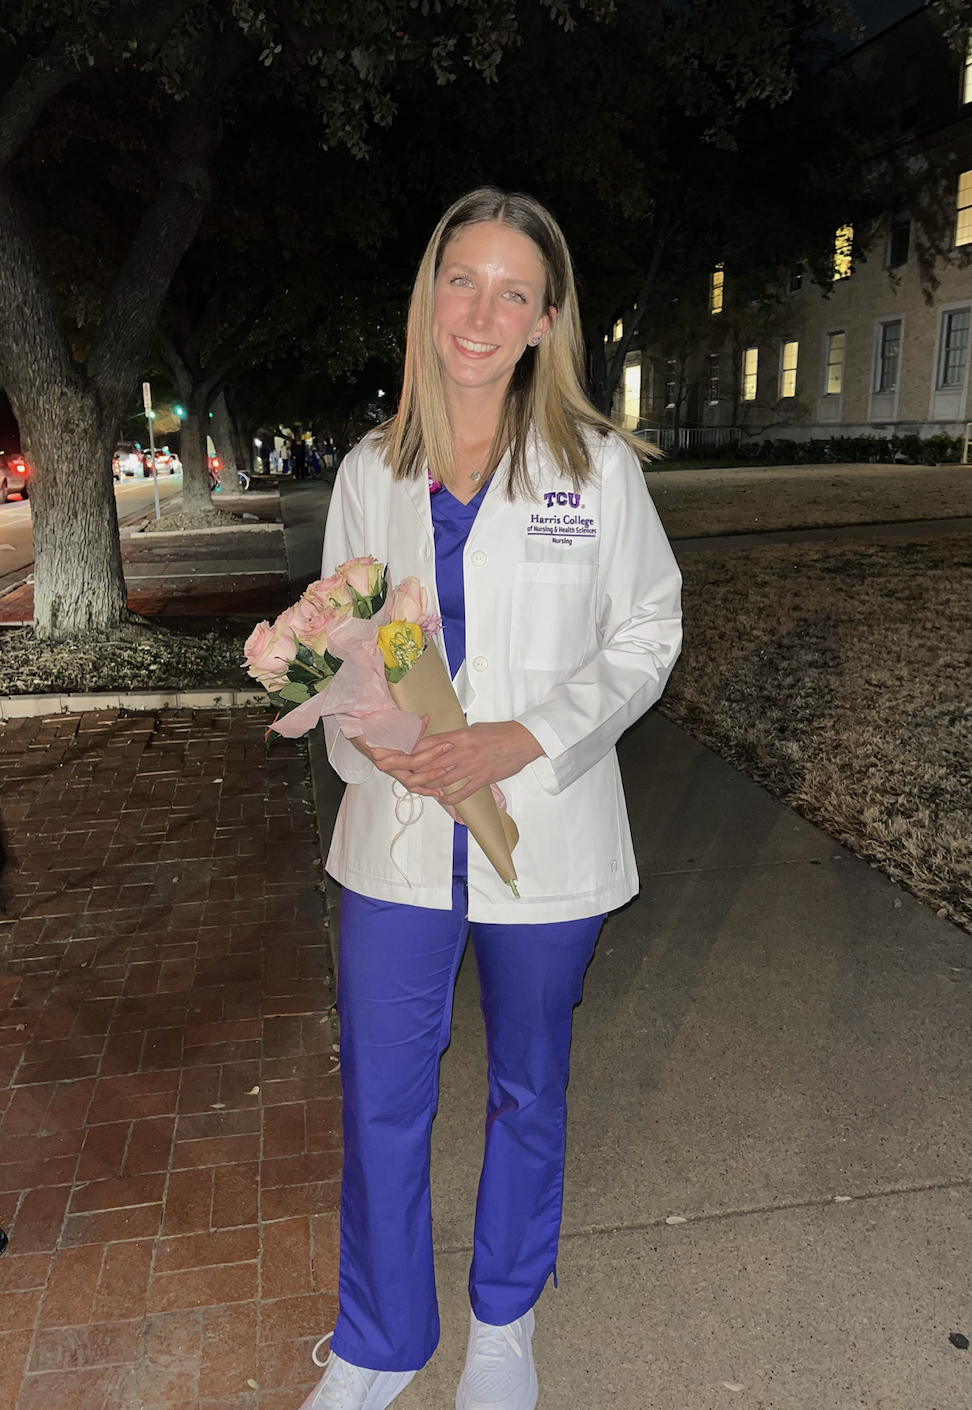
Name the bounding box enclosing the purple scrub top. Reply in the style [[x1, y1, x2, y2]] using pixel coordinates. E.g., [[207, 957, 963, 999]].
[[430, 480, 489, 678], [429, 479, 489, 876]]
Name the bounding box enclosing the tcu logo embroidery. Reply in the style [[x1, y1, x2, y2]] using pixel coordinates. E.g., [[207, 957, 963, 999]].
[[528, 492, 597, 546]]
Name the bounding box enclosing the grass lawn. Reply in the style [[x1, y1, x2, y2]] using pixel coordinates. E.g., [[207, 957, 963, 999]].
[[661, 531, 972, 933], [647, 463, 972, 539]]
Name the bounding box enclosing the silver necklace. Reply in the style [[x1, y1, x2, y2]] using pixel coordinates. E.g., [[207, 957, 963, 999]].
[[469, 470, 481, 482]]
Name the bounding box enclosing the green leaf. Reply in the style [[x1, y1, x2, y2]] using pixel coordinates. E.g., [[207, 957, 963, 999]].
[[384, 664, 409, 684], [279, 681, 311, 702]]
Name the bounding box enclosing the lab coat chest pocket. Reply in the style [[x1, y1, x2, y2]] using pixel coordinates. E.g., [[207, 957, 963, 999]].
[[510, 561, 598, 672]]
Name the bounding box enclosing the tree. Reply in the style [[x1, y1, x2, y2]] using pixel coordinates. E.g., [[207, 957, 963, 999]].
[[0, 0, 530, 636]]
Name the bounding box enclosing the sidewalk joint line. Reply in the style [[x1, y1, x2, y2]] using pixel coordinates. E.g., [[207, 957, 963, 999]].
[[432, 1177, 972, 1256]]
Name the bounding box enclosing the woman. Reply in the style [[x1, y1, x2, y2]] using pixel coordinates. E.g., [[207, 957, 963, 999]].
[[302, 188, 681, 1410]]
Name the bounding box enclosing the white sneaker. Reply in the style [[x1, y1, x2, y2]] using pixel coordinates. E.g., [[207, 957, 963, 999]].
[[456, 1309, 538, 1410], [299, 1337, 416, 1410]]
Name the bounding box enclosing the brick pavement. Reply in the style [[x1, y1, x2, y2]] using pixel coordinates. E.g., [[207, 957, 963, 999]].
[[0, 708, 338, 1409]]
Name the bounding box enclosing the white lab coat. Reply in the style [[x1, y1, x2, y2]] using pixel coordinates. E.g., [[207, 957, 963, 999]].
[[321, 428, 682, 923]]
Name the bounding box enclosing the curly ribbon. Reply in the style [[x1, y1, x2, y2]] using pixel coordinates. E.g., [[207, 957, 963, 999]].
[[389, 780, 424, 887]]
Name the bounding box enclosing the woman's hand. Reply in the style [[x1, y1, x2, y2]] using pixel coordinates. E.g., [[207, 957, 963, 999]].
[[349, 720, 543, 804]]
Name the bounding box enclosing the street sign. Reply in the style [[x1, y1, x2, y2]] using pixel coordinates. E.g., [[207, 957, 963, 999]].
[[142, 381, 153, 413]]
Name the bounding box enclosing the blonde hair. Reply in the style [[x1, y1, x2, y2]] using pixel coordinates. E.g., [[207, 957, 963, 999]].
[[377, 186, 649, 498]]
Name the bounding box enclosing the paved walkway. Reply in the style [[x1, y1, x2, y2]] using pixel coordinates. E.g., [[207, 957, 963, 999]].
[[312, 712, 972, 1410], [0, 709, 337, 1409]]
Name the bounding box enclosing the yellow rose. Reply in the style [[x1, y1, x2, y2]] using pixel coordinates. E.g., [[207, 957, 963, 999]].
[[377, 621, 423, 673]]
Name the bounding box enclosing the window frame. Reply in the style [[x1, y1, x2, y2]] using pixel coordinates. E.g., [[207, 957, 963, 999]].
[[709, 264, 725, 316], [707, 352, 720, 405], [779, 340, 799, 400], [741, 347, 758, 403], [955, 171, 972, 248], [963, 33, 972, 106], [938, 307, 971, 390], [824, 331, 845, 397], [875, 319, 902, 394]]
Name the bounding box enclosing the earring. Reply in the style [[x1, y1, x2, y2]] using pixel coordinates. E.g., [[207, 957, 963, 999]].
[[530, 336, 541, 346]]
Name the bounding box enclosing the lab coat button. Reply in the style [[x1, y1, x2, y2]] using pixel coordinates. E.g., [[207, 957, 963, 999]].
[[471, 550, 487, 567], [611, 861, 618, 872], [472, 655, 488, 672], [422, 544, 431, 561]]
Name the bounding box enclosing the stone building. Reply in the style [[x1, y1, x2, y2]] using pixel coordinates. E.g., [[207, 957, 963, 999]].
[[617, 4, 972, 450]]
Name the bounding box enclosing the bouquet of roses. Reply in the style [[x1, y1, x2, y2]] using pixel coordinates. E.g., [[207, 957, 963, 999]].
[[243, 558, 519, 893]]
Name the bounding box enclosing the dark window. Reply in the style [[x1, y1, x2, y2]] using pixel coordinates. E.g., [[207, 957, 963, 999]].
[[887, 210, 911, 268], [665, 358, 676, 409], [940, 309, 970, 388], [707, 353, 720, 404], [876, 321, 901, 392], [898, 57, 920, 134], [788, 266, 803, 293]]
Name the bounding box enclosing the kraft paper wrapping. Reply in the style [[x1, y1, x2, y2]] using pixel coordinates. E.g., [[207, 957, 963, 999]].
[[387, 646, 520, 893]]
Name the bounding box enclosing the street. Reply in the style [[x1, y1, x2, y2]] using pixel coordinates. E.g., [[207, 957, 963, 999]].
[[0, 471, 184, 597]]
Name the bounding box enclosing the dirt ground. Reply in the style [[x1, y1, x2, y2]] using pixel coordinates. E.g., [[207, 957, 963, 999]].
[[647, 462, 972, 538], [661, 530, 972, 933]]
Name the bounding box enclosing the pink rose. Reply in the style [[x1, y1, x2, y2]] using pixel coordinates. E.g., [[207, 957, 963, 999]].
[[389, 576, 428, 624], [243, 620, 296, 688], [339, 556, 384, 600], [305, 572, 354, 614], [293, 596, 336, 656]]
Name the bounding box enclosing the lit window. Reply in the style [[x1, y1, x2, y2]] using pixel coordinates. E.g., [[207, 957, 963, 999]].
[[742, 347, 758, 401], [623, 362, 642, 428], [825, 332, 845, 395], [876, 320, 901, 392], [612, 319, 624, 342], [964, 34, 972, 105], [707, 353, 720, 404], [665, 358, 677, 410], [955, 171, 972, 246], [780, 340, 799, 398], [939, 309, 970, 387], [709, 264, 724, 315], [834, 225, 853, 280]]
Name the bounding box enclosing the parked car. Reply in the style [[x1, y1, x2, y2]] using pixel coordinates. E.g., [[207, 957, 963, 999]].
[[113, 444, 144, 478], [0, 450, 29, 502]]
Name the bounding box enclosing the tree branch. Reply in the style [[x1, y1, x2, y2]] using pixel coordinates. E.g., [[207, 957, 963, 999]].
[[605, 227, 669, 407], [0, 0, 196, 169], [87, 27, 253, 421]]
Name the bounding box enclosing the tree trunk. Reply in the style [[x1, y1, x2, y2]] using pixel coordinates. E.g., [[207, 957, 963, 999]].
[[590, 335, 610, 415], [23, 383, 127, 638], [209, 392, 237, 477], [224, 390, 253, 479], [181, 393, 213, 515]]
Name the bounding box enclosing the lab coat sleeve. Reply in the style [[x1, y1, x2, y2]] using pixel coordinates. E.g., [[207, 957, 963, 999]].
[[515, 441, 682, 795], [320, 449, 376, 785]]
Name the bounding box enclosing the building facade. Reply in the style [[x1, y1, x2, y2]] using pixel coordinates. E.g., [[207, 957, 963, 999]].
[[615, 6, 972, 449]]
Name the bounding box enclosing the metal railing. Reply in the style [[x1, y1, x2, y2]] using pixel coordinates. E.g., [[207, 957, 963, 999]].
[[633, 424, 744, 454]]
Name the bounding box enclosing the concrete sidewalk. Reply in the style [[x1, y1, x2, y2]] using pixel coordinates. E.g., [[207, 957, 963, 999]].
[[313, 711, 972, 1410]]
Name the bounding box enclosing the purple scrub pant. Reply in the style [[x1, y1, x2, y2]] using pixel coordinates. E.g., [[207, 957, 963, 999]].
[[329, 836, 604, 1373]]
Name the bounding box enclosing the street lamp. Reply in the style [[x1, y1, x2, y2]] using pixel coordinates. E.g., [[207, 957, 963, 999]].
[[173, 404, 186, 420]]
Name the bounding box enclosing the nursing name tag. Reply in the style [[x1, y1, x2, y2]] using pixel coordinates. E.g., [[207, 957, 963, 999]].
[[527, 491, 597, 548]]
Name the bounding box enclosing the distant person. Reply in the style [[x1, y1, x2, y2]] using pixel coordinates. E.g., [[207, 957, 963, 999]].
[[309, 446, 322, 479], [260, 441, 271, 474], [322, 436, 336, 469], [280, 440, 292, 476], [292, 438, 307, 480]]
